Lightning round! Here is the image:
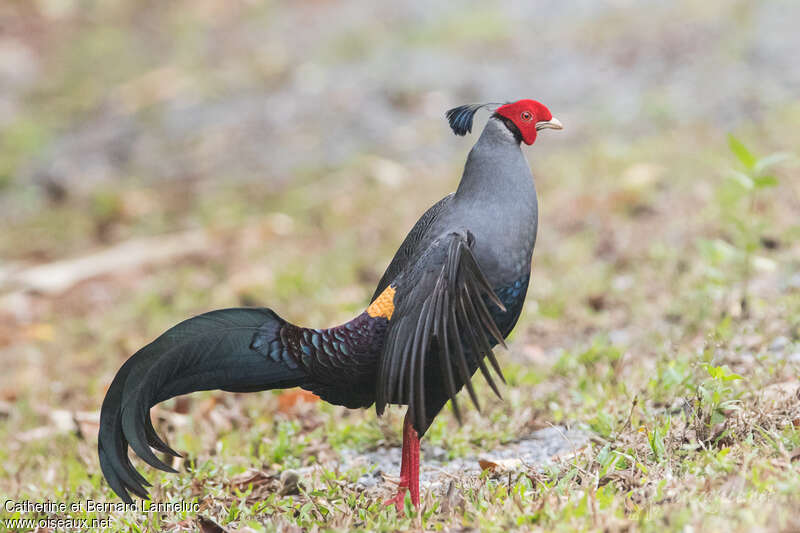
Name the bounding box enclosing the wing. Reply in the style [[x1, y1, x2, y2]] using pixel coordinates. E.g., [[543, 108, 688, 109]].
[[371, 194, 453, 302], [375, 230, 508, 432]]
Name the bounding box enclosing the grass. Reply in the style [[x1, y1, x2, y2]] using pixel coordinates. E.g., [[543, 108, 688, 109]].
[[1, 2, 799, 531], [1, 114, 798, 531]]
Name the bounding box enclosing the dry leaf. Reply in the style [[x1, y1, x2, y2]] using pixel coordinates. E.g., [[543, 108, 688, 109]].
[[759, 381, 800, 405], [478, 458, 523, 473], [173, 396, 192, 414], [23, 323, 54, 342], [278, 389, 319, 412], [230, 469, 275, 491], [196, 515, 227, 533]]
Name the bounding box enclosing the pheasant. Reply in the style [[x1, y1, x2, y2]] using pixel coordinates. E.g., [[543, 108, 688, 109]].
[[98, 99, 562, 510]]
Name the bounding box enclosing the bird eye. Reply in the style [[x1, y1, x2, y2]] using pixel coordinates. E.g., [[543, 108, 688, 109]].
[[520, 111, 532, 121]]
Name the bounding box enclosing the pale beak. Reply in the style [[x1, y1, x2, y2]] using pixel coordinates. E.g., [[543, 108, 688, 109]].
[[535, 117, 563, 131]]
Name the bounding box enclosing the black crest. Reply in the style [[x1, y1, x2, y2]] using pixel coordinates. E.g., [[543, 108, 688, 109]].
[[445, 102, 506, 136]]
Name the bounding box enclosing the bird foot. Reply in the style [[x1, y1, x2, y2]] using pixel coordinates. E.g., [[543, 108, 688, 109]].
[[383, 486, 408, 513]]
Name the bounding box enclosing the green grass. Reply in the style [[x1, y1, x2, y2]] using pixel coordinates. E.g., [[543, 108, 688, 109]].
[[1, 116, 798, 531], [1, 2, 799, 530]]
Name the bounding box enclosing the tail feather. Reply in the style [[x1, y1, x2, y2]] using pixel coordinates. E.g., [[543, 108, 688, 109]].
[[98, 308, 307, 503]]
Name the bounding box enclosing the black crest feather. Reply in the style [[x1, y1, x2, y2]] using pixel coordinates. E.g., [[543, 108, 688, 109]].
[[445, 104, 485, 136], [445, 102, 506, 136]]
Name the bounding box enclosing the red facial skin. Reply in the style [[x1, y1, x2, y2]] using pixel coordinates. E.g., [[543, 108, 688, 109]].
[[494, 100, 554, 145]]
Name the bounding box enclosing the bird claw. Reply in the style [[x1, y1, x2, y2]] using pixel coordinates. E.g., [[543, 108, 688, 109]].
[[383, 487, 408, 513]]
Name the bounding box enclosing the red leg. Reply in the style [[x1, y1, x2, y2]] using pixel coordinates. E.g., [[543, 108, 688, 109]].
[[384, 412, 421, 511], [406, 415, 420, 507]]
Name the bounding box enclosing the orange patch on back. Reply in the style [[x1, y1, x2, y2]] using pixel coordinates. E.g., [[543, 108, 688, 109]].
[[366, 285, 396, 320]]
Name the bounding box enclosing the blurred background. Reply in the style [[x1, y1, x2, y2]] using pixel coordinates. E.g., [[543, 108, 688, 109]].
[[0, 0, 798, 527]]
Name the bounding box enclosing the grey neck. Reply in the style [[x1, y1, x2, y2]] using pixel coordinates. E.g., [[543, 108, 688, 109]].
[[448, 116, 539, 282], [454, 117, 534, 205]]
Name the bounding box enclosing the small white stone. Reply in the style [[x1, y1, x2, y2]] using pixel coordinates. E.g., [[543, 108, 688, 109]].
[[769, 336, 789, 352]]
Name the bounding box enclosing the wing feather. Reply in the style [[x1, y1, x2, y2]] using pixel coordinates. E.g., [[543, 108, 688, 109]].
[[433, 279, 462, 423], [464, 284, 507, 382], [448, 304, 481, 412], [375, 231, 508, 430], [457, 295, 502, 400]]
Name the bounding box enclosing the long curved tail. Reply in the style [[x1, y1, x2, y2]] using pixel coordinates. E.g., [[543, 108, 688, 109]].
[[98, 308, 308, 503]]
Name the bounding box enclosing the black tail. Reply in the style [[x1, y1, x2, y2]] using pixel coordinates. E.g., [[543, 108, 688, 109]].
[[98, 308, 307, 503]]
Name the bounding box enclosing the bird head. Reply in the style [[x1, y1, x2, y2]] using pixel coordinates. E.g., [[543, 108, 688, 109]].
[[446, 99, 563, 145], [494, 100, 562, 145]]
